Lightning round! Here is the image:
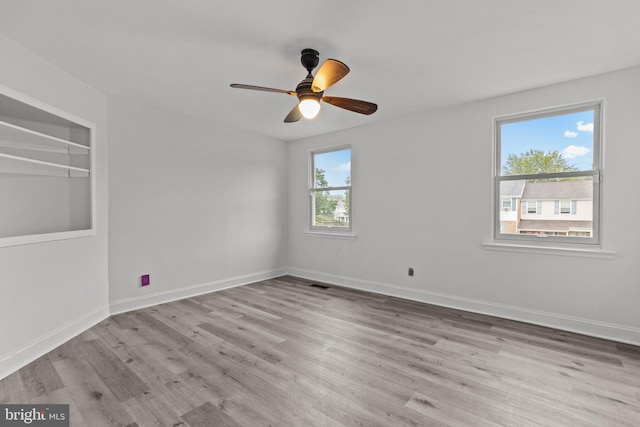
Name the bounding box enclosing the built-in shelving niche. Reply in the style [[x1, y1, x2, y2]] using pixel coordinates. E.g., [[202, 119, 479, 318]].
[[0, 89, 95, 247]]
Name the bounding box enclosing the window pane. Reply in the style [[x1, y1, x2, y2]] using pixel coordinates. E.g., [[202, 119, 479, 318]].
[[499, 177, 593, 237], [312, 189, 349, 228], [501, 110, 594, 175], [525, 201, 537, 214], [314, 148, 351, 188]]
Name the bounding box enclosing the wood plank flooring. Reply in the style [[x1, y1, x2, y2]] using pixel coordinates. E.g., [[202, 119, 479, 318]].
[[2, 275, 640, 426]]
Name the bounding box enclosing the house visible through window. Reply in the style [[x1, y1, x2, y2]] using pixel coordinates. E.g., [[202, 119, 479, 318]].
[[495, 102, 601, 245], [310, 146, 351, 231]]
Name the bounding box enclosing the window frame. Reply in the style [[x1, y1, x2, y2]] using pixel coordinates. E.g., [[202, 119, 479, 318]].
[[309, 145, 352, 233], [493, 101, 602, 246]]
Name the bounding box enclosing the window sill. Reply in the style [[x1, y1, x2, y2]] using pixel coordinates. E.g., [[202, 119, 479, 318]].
[[304, 231, 357, 240], [483, 242, 615, 259]]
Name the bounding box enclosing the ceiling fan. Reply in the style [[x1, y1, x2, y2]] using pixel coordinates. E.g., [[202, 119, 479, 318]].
[[230, 49, 377, 123]]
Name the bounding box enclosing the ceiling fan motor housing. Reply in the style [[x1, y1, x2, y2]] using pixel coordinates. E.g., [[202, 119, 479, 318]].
[[300, 48, 319, 73], [296, 75, 323, 103]]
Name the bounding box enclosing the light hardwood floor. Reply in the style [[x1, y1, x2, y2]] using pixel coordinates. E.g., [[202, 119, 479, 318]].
[[2, 276, 639, 426]]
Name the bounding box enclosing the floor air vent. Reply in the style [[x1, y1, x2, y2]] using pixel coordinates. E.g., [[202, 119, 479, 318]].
[[310, 284, 330, 289]]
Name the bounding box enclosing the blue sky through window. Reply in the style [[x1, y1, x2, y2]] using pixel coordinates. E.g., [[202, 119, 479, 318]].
[[314, 148, 351, 187], [501, 110, 594, 172]]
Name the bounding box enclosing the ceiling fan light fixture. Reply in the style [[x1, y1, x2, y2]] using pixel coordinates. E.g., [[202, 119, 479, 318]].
[[230, 48, 377, 123], [298, 98, 321, 119]]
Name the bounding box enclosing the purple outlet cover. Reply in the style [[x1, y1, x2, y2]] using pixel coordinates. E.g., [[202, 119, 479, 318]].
[[141, 274, 150, 286]]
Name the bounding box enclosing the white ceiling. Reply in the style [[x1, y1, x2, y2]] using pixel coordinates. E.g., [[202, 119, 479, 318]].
[[1, 1, 640, 142]]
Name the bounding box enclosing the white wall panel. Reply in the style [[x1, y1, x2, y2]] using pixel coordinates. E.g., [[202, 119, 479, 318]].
[[107, 98, 288, 307]]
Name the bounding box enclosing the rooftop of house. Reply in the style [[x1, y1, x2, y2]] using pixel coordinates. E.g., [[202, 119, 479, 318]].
[[500, 180, 526, 198], [519, 219, 592, 232], [521, 180, 592, 200]]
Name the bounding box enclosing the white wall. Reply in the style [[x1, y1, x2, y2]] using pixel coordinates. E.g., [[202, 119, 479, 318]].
[[288, 66, 640, 345], [107, 97, 288, 312], [0, 35, 109, 378]]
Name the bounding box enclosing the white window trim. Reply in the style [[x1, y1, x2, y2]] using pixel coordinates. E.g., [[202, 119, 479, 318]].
[[483, 242, 615, 259], [304, 230, 357, 239], [491, 101, 603, 249], [309, 144, 354, 235]]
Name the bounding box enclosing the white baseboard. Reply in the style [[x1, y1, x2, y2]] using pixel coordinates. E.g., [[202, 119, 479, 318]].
[[0, 305, 110, 381], [1, 269, 287, 381], [286, 267, 640, 346], [109, 268, 287, 315]]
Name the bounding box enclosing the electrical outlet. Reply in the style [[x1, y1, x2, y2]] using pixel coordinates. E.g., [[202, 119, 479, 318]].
[[141, 274, 150, 286], [408, 268, 414, 277]]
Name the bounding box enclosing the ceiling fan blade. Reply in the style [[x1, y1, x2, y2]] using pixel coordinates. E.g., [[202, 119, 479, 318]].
[[312, 59, 350, 92], [230, 84, 296, 96], [284, 104, 301, 123], [322, 96, 377, 115]]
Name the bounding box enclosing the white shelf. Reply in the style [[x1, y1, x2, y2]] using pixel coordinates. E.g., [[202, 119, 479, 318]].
[[0, 119, 90, 153], [0, 87, 94, 245], [0, 152, 90, 177]]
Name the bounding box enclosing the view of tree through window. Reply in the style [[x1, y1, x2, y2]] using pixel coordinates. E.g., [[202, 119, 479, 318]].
[[311, 147, 351, 229], [496, 104, 601, 243]]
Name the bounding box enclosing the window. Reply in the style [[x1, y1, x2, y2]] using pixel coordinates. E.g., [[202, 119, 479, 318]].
[[494, 102, 601, 245], [501, 197, 516, 212], [310, 146, 351, 231], [523, 200, 540, 214], [556, 199, 576, 215]]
